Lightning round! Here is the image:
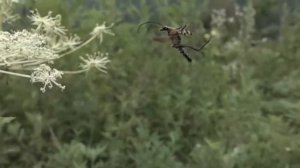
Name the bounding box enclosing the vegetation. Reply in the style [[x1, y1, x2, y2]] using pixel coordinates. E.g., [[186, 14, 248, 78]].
[[0, 0, 300, 167]]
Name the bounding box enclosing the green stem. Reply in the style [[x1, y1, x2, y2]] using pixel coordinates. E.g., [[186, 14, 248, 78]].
[[58, 35, 97, 58], [0, 69, 30, 78], [20, 35, 97, 68]]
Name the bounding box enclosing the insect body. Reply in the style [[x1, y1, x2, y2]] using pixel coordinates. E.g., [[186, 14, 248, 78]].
[[138, 21, 210, 63], [160, 25, 194, 62]]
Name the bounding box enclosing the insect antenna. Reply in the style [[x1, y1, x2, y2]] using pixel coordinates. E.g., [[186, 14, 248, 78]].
[[137, 21, 164, 32]]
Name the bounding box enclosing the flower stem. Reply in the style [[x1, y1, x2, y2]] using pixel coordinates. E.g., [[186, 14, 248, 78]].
[[16, 35, 97, 68], [0, 69, 30, 78], [58, 35, 97, 58]]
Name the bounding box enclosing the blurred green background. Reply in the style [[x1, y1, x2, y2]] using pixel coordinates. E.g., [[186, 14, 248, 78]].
[[1, 0, 300, 167]]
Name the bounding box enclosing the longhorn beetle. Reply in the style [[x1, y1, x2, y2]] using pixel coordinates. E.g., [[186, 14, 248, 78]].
[[137, 21, 211, 63]]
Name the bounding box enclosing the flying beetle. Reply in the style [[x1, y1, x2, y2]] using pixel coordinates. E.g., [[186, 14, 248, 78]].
[[137, 21, 211, 63]]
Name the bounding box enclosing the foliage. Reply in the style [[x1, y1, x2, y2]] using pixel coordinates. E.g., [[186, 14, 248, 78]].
[[0, 0, 300, 168]]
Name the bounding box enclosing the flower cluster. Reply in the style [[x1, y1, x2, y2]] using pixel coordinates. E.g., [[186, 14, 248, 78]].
[[210, 3, 256, 40], [30, 64, 65, 93], [29, 10, 80, 53], [0, 0, 20, 24], [80, 52, 110, 73], [0, 30, 58, 68], [30, 10, 67, 36], [211, 9, 227, 29], [0, 2, 114, 92], [90, 22, 114, 44]]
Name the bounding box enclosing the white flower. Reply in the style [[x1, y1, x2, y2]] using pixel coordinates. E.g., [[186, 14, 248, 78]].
[[50, 34, 81, 52], [210, 28, 220, 38], [30, 64, 65, 93], [29, 10, 67, 36], [227, 17, 235, 23], [80, 52, 110, 73], [61, 34, 81, 50], [235, 4, 244, 17], [0, 30, 59, 67], [211, 9, 227, 28], [0, 0, 20, 23], [0, 8, 114, 92], [90, 22, 114, 43]]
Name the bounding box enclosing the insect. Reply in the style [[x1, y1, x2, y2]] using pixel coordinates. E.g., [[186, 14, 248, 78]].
[[137, 21, 211, 63]]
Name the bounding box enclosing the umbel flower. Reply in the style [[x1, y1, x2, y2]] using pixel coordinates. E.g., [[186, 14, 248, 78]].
[[30, 64, 65, 93], [29, 10, 67, 37], [0, 30, 58, 67], [0, 6, 114, 92], [90, 22, 114, 44], [80, 52, 110, 73], [0, 0, 20, 24]]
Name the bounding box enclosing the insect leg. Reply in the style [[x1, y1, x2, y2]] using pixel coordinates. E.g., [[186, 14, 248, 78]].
[[175, 47, 192, 63], [179, 37, 211, 52]]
